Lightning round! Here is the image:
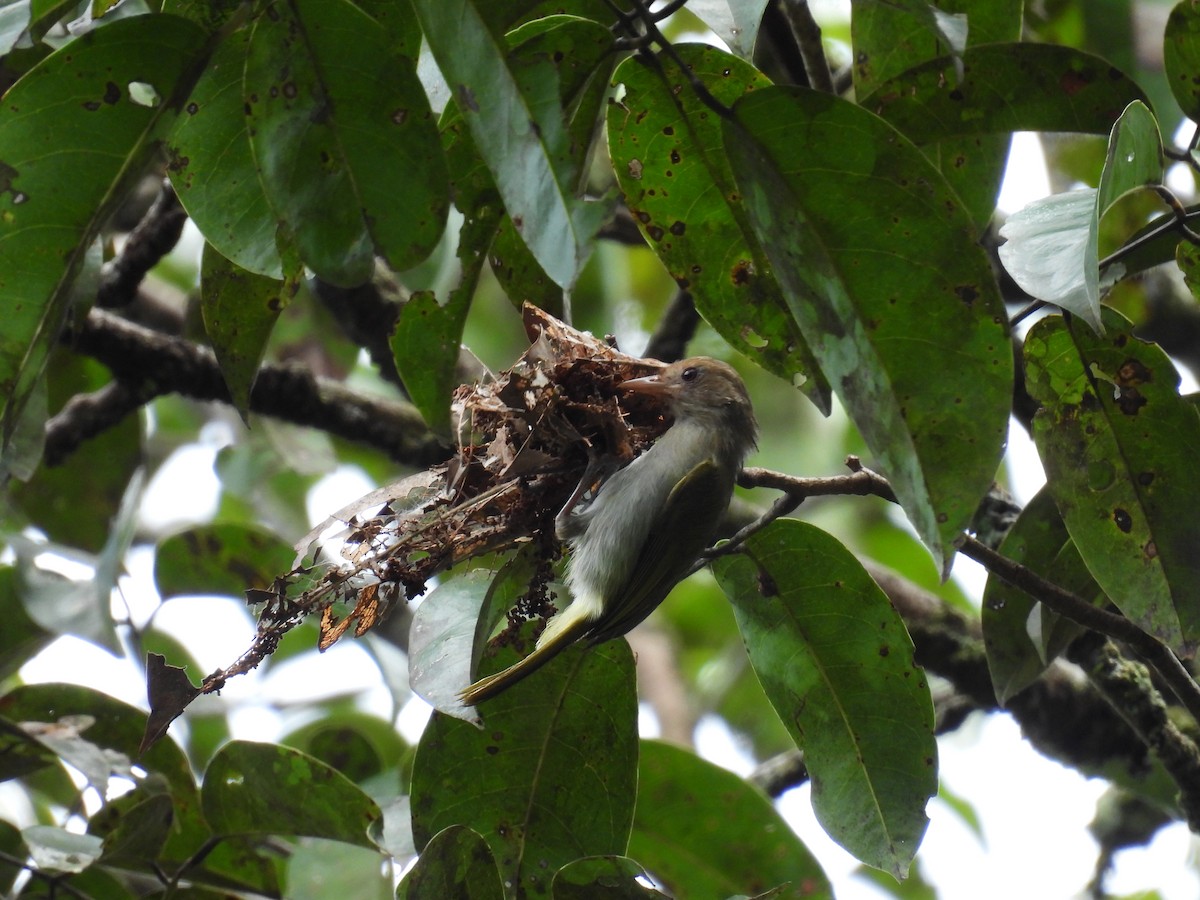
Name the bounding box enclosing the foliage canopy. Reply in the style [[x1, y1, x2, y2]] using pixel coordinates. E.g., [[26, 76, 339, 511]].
[[2, 0, 1200, 897]]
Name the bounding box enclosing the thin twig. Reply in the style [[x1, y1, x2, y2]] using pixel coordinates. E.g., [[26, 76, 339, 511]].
[[780, 0, 834, 93]]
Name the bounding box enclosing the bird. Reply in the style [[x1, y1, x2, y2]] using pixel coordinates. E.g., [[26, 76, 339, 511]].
[[460, 357, 757, 705]]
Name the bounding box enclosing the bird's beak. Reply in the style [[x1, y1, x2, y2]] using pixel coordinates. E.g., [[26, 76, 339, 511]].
[[618, 371, 675, 397]]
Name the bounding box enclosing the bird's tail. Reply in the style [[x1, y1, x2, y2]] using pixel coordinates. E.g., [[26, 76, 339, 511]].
[[459, 605, 594, 706]]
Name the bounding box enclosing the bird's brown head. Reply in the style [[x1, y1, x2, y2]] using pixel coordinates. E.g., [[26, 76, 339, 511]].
[[620, 357, 758, 461]]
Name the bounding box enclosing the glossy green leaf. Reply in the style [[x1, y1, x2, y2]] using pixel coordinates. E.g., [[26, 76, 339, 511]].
[[686, 0, 769, 59], [1024, 308, 1200, 652], [1165, 0, 1200, 121], [981, 488, 1103, 704], [486, 15, 616, 315], [0, 1, 30, 56], [408, 568, 495, 722], [413, 0, 610, 289], [1097, 101, 1164, 213], [200, 243, 291, 421], [724, 87, 1011, 568], [628, 740, 830, 898], [607, 44, 830, 412], [202, 740, 381, 847], [245, 0, 448, 286], [411, 634, 637, 899], [155, 522, 295, 600], [168, 27, 283, 278], [713, 520, 937, 879], [1002, 100, 1164, 331], [396, 825, 504, 900], [998, 189, 1101, 327], [0, 13, 210, 452]]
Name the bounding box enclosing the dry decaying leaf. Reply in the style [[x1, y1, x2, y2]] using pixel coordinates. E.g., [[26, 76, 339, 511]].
[[141, 304, 672, 751]]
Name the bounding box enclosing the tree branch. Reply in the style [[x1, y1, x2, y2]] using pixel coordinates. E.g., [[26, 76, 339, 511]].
[[60, 308, 452, 468], [96, 179, 188, 310], [1068, 633, 1200, 830]]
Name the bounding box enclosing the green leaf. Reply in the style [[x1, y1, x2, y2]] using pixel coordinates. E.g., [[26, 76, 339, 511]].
[[155, 522, 296, 600], [200, 243, 292, 421], [0, 819, 22, 895], [0, 566, 54, 681], [0, 13, 210, 452], [22, 825, 103, 874], [411, 635, 638, 899], [408, 568, 497, 721], [981, 487, 1103, 704], [998, 189, 1102, 327], [724, 87, 1011, 568], [851, 0, 980, 96], [0, 0, 31, 56], [552, 855, 661, 899], [244, 0, 448, 286], [686, 0, 769, 60], [713, 520, 937, 879], [1024, 308, 1200, 652], [9, 351, 141, 553], [1165, 0, 1200, 121], [94, 792, 174, 866], [866, 44, 1149, 141], [168, 26, 284, 278], [396, 825, 504, 900], [628, 740, 830, 898], [202, 740, 382, 847], [413, 0, 610, 289], [1000, 98, 1165, 332], [607, 44, 830, 412]]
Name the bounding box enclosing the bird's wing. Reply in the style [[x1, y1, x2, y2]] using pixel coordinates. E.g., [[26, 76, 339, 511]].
[[587, 458, 730, 643]]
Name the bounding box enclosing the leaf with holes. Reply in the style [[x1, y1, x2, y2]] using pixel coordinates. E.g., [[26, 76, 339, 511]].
[[1024, 308, 1200, 653], [0, 14, 210, 454], [244, 0, 447, 286], [608, 44, 830, 412]]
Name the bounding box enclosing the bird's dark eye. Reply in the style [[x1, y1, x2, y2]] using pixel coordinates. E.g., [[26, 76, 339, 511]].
[[681, 366, 699, 382]]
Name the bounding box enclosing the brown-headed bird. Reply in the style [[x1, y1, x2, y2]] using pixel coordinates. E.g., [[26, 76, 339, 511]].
[[460, 357, 757, 705]]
